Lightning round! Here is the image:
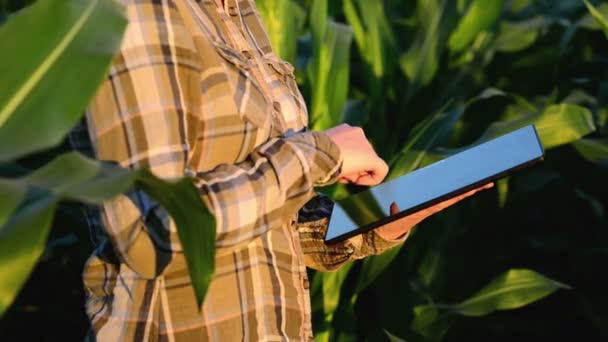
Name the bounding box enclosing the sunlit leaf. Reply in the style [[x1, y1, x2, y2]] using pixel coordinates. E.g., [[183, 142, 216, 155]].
[[583, 0, 608, 39], [480, 104, 595, 149], [578, 3, 608, 30], [448, 0, 504, 52], [308, 0, 353, 130], [0, 0, 126, 161], [358, 0, 396, 78], [494, 17, 546, 53], [410, 304, 452, 341], [497, 177, 509, 208], [452, 269, 570, 316], [255, 0, 305, 63], [399, 0, 445, 87], [344, 0, 396, 79], [384, 329, 408, 342], [311, 262, 354, 342], [389, 89, 507, 181], [388, 103, 460, 180], [411, 269, 568, 339]]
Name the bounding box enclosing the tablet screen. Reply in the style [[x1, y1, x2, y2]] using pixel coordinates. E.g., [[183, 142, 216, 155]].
[[324, 125, 544, 244]]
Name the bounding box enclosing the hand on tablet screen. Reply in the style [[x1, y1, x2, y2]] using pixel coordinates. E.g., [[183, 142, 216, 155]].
[[324, 124, 389, 186], [375, 182, 495, 240]]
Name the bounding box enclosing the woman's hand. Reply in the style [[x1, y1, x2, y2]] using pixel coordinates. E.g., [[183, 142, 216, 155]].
[[376, 183, 495, 240], [324, 124, 388, 186]]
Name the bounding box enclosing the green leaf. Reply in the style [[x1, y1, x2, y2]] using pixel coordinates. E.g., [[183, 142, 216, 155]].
[[422, 104, 596, 167], [23, 152, 99, 195], [0, 0, 126, 160], [0, 194, 57, 316], [410, 304, 452, 341], [448, 0, 504, 53], [308, 3, 353, 130], [411, 269, 568, 339], [479, 104, 595, 149], [578, 3, 608, 30], [384, 330, 408, 342], [452, 269, 570, 316], [255, 0, 306, 63], [583, 0, 608, 39], [0, 152, 216, 313], [399, 0, 446, 87], [388, 102, 463, 180], [494, 17, 546, 53], [572, 138, 608, 167], [0, 179, 26, 227], [344, 0, 396, 79], [510, 0, 534, 13], [311, 262, 354, 342], [389, 88, 507, 181], [358, 0, 396, 78], [136, 173, 216, 308]]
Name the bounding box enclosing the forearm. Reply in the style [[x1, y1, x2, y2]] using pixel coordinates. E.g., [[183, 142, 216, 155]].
[[298, 194, 407, 272]]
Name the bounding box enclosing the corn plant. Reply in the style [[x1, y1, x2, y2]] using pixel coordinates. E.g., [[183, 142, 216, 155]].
[[260, 0, 608, 340], [0, 0, 216, 317]]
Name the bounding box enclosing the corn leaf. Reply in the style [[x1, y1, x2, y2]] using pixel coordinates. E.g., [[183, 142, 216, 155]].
[[448, 0, 504, 52], [311, 263, 354, 342], [255, 0, 305, 63], [494, 17, 547, 53], [480, 104, 595, 149], [411, 269, 569, 339], [0, 180, 26, 227], [572, 138, 608, 167], [410, 305, 452, 341], [308, 0, 353, 130], [583, 0, 608, 39], [135, 173, 216, 307], [400, 0, 446, 87], [389, 88, 507, 181], [0, 194, 57, 316], [0, 152, 216, 315], [579, 3, 608, 30], [452, 269, 570, 316], [0, 0, 126, 160], [343, 0, 396, 80]]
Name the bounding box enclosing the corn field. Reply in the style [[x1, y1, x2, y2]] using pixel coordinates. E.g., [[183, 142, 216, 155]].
[[1, 0, 608, 340]]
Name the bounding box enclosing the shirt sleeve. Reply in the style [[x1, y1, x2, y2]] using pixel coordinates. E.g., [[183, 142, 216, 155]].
[[297, 194, 408, 272], [85, 1, 341, 278]]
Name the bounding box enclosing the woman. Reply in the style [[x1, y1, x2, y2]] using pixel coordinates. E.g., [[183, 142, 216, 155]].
[[78, 0, 489, 340]]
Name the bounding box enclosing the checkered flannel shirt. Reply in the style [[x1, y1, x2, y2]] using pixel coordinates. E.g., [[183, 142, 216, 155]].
[[72, 0, 406, 340]]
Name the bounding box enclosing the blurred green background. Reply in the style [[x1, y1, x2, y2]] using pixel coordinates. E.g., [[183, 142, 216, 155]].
[[1, 0, 608, 341]]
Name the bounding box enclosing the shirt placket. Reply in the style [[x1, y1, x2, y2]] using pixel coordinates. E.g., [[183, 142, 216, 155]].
[[213, 1, 314, 338], [213, 0, 289, 135]]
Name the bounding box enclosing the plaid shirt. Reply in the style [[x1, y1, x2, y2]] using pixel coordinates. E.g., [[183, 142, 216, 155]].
[[76, 0, 406, 340]]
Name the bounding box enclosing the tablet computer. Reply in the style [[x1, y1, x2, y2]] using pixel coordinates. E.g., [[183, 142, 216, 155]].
[[324, 124, 544, 245]]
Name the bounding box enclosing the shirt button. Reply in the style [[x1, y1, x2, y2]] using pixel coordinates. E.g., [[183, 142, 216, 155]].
[[242, 50, 253, 60], [184, 168, 196, 177], [228, 6, 239, 16], [272, 101, 282, 113]]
